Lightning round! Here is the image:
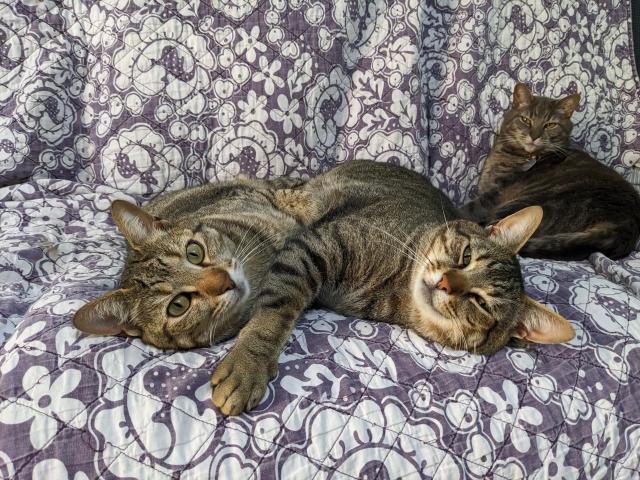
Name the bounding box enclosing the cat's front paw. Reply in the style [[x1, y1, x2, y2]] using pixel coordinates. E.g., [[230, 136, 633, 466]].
[[211, 345, 278, 415]]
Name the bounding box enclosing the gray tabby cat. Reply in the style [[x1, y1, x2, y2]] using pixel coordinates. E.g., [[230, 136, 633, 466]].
[[73, 176, 328, 347], [460, 83, 640, 260], [210, 161, 574, 415]]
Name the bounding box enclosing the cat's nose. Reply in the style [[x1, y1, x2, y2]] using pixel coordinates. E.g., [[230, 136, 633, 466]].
[[223, 277, 236, 292], [198, 268, 235, 296], [436, 271, 468, 295]]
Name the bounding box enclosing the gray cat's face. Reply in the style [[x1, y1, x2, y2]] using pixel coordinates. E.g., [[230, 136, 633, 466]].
[[500, 83, 579, 156], [73, 201, 265, 350], [411, 207, 574, 354]]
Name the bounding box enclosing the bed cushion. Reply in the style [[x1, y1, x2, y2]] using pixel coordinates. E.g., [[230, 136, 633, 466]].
[[1, 0, 639, 478]]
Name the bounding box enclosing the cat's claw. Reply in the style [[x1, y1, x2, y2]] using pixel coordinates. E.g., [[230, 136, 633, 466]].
[[211, 346, 277, 416]]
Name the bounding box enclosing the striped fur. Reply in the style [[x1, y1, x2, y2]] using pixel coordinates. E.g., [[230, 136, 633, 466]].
[[211, 161, 573, 415], [73, 176, 326, 349]]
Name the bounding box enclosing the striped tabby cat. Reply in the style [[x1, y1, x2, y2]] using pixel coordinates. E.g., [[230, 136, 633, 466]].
[[73, 176, 329, 347], [211, 161, 574, 415], [460, 83, 640, 259]]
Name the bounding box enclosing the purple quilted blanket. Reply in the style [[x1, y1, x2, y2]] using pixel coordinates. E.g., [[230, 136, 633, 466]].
[[1, 0, 640, 478]]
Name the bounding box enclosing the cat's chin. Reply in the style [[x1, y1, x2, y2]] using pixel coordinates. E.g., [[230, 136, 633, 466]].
[[413, 279, 449, 326]]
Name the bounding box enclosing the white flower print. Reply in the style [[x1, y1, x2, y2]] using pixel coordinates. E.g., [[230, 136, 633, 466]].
[[487, 0, 548, 61], [532, 433, 580, 480], [113, 17, 216, 114], [211, 0, 258, 21], [0, 4, 40, 104], [206, 122, 285, 180], [0, 116, 29, 174], [355, 130, 423, 173], [390, 89, 417, 128], [0, 321, 46, 376], [15, 78, 75, 145], [333, 0, 390, 67], [586, 125, 621, 163], [235, 26, 267, 63], [32, 459, 89, 480], [270, 95, 303, 134], [96, 125, 186, 195], [479, 71, 514, 133], [304, 66, 361, 158], [64, 3, 117, 49], [238, 90, 268, 123], [478, 380, 543, 453], [252, 56, 284, 95], [0, 366, 86, 449]]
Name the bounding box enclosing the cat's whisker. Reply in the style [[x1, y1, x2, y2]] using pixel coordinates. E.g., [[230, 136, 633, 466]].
[[439, 196, 451, 234], [365, 223, 430, 266]]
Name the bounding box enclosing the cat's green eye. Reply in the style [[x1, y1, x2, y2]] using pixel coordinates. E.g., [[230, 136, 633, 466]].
[[520, 115, 531, 125], [461, 246, 472, 267], [544, 122, 558, 129], [167, 293, 191, 317], [186, 241, 205, 265]]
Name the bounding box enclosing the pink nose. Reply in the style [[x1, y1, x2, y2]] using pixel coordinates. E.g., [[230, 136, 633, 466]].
[[197, 269, 235, 296], [436, 274, 451, 294], [436, 271, 468, 295]]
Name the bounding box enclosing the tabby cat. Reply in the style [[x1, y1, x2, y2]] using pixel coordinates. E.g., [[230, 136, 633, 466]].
[[460, 83, 640, 260], [73, 176, 330, 347], [209, 161, 574, 415]]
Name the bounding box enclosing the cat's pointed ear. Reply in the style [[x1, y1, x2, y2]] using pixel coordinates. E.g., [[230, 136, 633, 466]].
[[514, 297, 575, 344], [73, 289, 139, 336], [111, 200, 168, 247], [557, 93, 580, 118], [513, 83, 534, 108], [487, 206, 543, 254]]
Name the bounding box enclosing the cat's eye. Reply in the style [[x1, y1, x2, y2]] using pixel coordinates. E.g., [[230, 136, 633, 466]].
[[167, 293, 191, 317], [544, 122, 558, 129], [186, 241, 205, 265], [520, 115, 531, 125], [461, 246, 472, 267]]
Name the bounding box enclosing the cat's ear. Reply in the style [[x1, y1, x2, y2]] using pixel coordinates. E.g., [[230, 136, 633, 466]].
[[73, 289, 140, 336], [487, 206, 543, 254], [513, 83, 534, 108], [557, 93, 580, 118], [514, 297, 575, 344], [111, 200, 169, 247]]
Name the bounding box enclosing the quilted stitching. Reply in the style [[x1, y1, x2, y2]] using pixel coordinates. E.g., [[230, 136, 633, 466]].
[[1, 0, 640, 478]]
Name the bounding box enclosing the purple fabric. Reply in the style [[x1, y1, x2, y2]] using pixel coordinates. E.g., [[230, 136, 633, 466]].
[[1, 0, 640, 478]]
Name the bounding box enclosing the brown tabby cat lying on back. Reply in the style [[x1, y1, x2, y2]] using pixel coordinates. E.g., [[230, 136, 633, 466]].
[[460, 83, 640, 260]]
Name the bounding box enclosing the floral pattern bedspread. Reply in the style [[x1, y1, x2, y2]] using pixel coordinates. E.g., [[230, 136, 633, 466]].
[[1, 0, 640, 478]]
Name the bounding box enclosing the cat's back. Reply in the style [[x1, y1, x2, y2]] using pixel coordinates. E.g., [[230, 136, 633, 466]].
[[311, 160, 458, 226], [143, 178, 295, 222], [516, 150, 639, 207]]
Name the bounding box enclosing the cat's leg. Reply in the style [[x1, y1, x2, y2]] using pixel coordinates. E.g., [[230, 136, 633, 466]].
[[211, 229, 339, 415]]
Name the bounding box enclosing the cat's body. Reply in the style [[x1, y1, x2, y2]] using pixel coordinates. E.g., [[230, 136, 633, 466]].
[[209, 161, 573, 415], [73, 161, 574, 416], [461, 83, 640, 260]]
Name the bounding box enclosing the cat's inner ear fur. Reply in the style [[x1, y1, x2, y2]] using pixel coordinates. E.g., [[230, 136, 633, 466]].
[[73, 289, 139, 336], [556, 93, 580, 118], [514, 297, 575, 344], [487, 206, 543, 254], [513, 83, 534, 108], [111, 200, 169, 248]]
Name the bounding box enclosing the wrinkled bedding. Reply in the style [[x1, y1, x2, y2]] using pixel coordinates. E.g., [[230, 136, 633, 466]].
[[1, 0, 640, 478]]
